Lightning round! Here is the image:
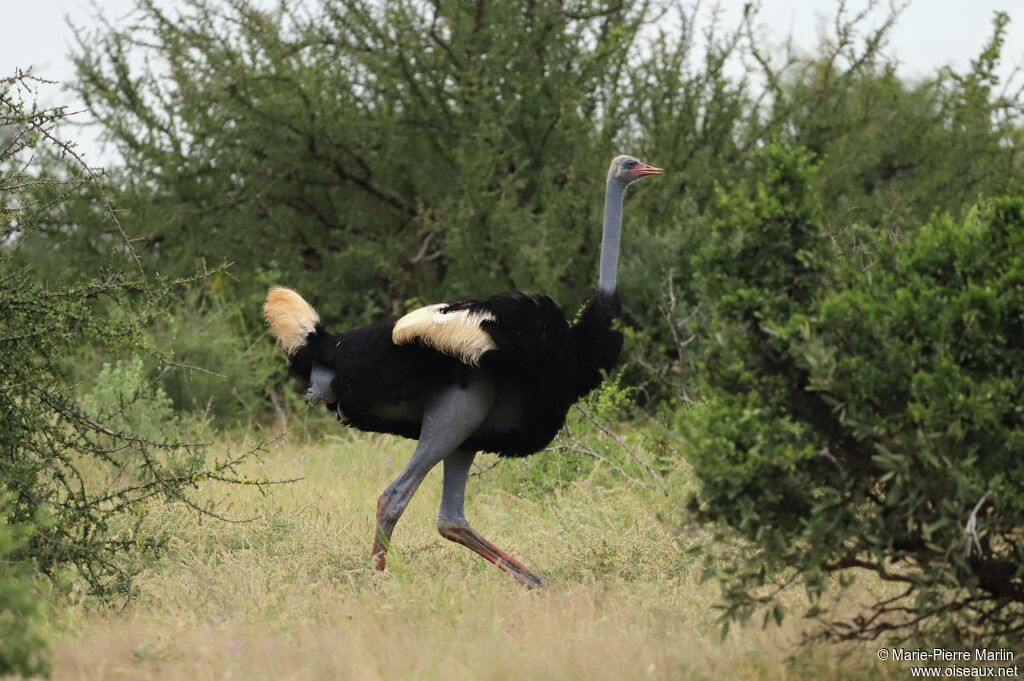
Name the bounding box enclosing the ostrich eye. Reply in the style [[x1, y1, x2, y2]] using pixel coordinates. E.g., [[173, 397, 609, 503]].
[[626, 161, 638, 169]]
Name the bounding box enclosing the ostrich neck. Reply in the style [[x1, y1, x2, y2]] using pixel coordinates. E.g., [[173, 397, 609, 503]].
[[598, 177, 626, 293]]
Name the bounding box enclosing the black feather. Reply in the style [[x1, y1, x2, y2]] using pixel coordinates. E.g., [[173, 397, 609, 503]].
[[571, 290, 624, 398], [285, 290, 622, 458]]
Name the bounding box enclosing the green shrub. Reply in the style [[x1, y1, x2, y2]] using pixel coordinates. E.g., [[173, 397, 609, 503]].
[[0, 499, 48, 679], [149, 289, 279, 427], [686, 145, 1023, 642], [489, 374, 666, 499], [82, 356, 211, 478], [2, 71, 267, 612]]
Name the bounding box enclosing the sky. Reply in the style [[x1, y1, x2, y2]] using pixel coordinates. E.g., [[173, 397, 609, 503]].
[[2, 0, 1022, 163]]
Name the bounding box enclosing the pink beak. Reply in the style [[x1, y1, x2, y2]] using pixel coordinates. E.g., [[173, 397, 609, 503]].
[[630, 163, 664, 176]]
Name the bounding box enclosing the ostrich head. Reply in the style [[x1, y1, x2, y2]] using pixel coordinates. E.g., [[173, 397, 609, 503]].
[[608, 155, 663, 186], [597, 155, 662, 293]]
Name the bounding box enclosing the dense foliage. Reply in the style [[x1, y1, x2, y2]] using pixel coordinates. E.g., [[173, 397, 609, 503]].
[[17, 0, 1012, 412], [688, 145, 1023, 642]]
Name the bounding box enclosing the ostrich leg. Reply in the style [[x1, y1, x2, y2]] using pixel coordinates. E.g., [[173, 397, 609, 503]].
[[437, 449, 545, 588], [371, 375, 494, 571]]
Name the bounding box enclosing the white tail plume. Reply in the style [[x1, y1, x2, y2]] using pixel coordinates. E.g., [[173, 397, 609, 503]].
[[264, 287, 320, 355]]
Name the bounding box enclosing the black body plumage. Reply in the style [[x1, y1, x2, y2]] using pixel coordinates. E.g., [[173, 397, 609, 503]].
[[286, 291, 623, 457]]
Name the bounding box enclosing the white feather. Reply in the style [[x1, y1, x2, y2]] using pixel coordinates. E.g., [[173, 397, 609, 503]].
[[392, 304, 497, 366], [264, 287, 320, 356]]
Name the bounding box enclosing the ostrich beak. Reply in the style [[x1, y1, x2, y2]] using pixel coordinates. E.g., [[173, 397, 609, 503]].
[[630, 163, 663, 176]]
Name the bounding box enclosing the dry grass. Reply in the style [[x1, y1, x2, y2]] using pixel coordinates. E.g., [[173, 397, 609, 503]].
[[48, 431, 894, 681]]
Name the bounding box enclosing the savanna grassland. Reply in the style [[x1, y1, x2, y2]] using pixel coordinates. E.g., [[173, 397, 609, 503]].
[[48, 430, 895, 681]]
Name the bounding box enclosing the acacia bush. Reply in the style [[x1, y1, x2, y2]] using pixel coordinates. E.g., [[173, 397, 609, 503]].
[[1, 71, 278, 675], [686, 144, 1023, 643]]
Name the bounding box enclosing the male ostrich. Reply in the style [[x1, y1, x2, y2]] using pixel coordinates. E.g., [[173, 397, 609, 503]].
[[264, 155, 662, 587]]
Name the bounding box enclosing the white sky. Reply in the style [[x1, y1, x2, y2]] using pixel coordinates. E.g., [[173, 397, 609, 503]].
[[2, 0, 1022, 164]]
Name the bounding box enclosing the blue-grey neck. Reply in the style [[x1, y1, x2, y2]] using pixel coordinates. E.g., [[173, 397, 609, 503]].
[[598, 175, 626, 293]]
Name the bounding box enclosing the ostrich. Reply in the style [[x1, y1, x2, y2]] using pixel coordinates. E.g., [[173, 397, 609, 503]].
[[264, 155, 662, 587]]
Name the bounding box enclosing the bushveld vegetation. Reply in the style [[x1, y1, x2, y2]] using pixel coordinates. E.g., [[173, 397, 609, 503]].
[[2, 0, 1022, 677]]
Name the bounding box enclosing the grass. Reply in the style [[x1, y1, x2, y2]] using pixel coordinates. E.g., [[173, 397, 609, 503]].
[[46, 429, 896, 681]]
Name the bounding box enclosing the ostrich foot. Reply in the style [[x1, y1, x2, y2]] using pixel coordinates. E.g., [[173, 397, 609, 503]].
[[438, 521, 545, 589], [371, 542, 387, 571], [371, 494, 394, 571]]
